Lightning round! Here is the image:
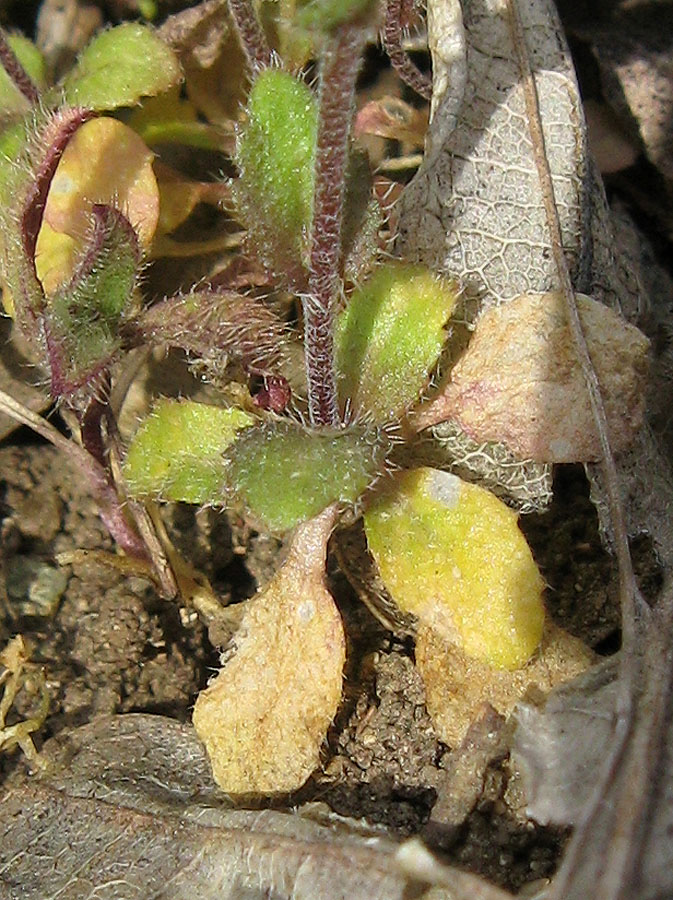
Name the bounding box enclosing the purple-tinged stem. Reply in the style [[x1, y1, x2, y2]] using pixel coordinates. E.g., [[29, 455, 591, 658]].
[[227, 0, 273, 69], [0, 29, 39, 105], [305, 24, 365, 427], [22, 107, 96, 272], [382, 0, 432, 101]]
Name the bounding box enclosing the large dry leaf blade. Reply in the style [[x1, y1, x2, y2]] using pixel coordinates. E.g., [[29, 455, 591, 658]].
[[399, 0, 641, 321], [0, 713, 511, 900]]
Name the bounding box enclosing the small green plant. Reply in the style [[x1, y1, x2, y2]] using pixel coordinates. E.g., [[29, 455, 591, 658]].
[[0, 1, 645, 791]]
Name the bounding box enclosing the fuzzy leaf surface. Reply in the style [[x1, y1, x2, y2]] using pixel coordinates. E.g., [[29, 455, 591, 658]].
[[335, 264, 458, 423], [60, 23, 182, 110], [0, 34, 46, 116], [415, 292, 649, 462], [123, 399, 254, 504], [46, 205, 140, 394], [364, 467, 545, 669], [225, 420, 390, 533], [233, 69, 317, 286], [193, 506, 345, 794]]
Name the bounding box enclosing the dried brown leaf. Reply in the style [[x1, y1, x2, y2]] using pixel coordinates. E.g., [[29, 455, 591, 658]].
[[192, 506, 345, 794], [417, 620, 595, 747], [0, 714, 511, 900], [414, 292, 650, 462]]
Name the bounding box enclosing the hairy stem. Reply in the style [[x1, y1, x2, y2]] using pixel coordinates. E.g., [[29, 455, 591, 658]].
[[382, 0, 432, 100], [305, 24, 365, 427], [0, 29, 39, 105], [227, 0, 273, 69]]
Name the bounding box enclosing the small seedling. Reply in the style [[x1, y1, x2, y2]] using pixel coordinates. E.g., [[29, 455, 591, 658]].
[[0, 2, 646, 790]]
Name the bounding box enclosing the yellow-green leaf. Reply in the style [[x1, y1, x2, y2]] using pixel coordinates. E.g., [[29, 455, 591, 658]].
[[364, 467, 545, 669], [124, 399, 254, 504], [336, 264, 458, 423]]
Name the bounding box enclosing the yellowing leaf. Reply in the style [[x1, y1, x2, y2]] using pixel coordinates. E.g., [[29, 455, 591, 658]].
[[416, 620, 595, 746], [364, 467, 545, 670], [123, 399, 254, 505], [414, 292, 650, 462], [192, 505, 345, 794], [35, 118, 158, 294]]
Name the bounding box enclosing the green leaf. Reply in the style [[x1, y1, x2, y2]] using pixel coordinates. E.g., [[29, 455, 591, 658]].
[[47, 205, 141, 394], [0, 34, 46, 116], [225, 421, 390, 533], [123, 399, 254, 504], [60, 24, 182, 111], [296, 0, 377, 31], [364, 468, 545, 670], [233, 69, 317, 287], [335, 264, 459, 423]]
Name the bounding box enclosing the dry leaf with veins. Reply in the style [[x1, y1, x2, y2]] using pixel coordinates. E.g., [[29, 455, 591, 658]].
[[0, 714, 513, 900]]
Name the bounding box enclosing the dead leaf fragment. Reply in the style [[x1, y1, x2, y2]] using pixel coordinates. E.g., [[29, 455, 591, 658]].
[[414, 292, 649, 462], [0, 714, 511, 899], [192, 505, 345, 794], [416, 620, 595, 747]]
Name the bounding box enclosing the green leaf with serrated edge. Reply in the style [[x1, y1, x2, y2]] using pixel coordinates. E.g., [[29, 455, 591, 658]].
[[46, 205, 140, 394], [335, 264, 459, 423], [59, 24, 181, 111], [234, 69, 317, 287], [0, 34, 46, 116], [124, 400, 254, 504], [225, 420, 390, 533], [296, 0, 377, 31], [364, 468, 545, 670]]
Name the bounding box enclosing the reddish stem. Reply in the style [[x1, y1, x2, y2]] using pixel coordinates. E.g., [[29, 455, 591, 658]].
[[382, 0, 432, 100], [227, 0, 273, 69], [0, 29, 39, 105], [305, 24, 365, 427]]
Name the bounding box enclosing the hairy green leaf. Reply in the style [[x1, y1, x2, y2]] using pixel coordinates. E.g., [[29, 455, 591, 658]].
[[234, 69, 317, 287], [124, 399, 254, 504], [60, 24, 182, 111], [225, 420, 390, 532], [336, 264, 458, 422]]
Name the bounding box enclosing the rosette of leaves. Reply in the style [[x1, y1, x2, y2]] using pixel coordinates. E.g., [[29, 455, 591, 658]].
[[0, 3, 649, 795]]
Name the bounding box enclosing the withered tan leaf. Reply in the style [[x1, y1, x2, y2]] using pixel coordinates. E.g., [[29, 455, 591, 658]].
[[0, 714, 512, 899], [414, 292, 650, 462], [192, 505, 345, 794], [416, 620, 595, 747]]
